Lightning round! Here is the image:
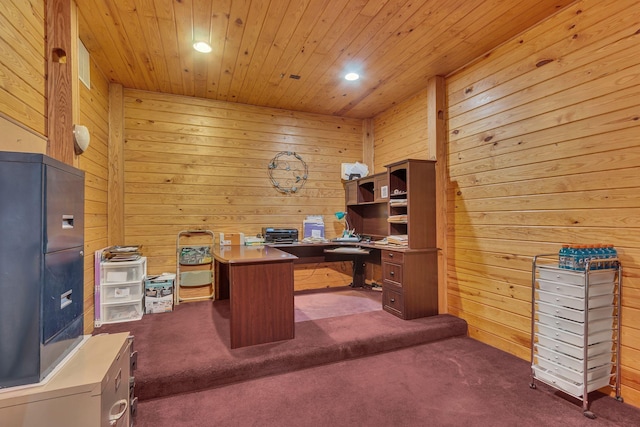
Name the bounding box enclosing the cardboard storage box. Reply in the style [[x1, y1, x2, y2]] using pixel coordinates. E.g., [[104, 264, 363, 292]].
[[145, 274, 175, 314], [215, 232, 245, 246]]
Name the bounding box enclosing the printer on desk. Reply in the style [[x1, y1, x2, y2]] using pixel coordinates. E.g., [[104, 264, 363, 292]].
[[262, 227, 298, 243]]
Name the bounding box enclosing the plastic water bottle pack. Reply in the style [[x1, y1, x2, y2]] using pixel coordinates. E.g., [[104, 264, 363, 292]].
[[558, 244, 618, 271]]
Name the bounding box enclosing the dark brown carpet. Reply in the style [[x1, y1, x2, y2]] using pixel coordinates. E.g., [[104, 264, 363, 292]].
[[95, 288, 640, 426], [95, 288, 466, 401], [294, 288, 382, 321], [134, 336, 640, 427]]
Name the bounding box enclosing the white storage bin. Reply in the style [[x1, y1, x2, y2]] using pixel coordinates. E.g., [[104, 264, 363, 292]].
[[536, 334, 613, 360], [536, 290, 614, 310], [535, 344, 612, 372], [101, 280, 143, 303], [538, 266, 615, 285], [536, 300, 614, 322], [536, 311, 613, 335], [536, 322, 614, 347], [101, 300, 143, 323], [100, 258, 147, 284], [536, 355, 611, 384], [532, 365, 612, 397], [536, 279, 614, 298]]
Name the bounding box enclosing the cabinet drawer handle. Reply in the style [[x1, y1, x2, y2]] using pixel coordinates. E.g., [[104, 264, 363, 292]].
[[130, 350, 138, 371], [115, 368, 122, 391], [390, 298, 395, 303], [109, 399, 128, 426], [388, 253, 394, 258], [390, 271, 395, 277]]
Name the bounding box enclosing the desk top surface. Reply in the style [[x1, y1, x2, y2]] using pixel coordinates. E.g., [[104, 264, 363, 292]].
[[213, 245, 298, 264], [270, 241, 438, 253]]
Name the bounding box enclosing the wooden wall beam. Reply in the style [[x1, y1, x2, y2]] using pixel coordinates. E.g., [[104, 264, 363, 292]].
[[427, 75, 448, 314], [108, 83, 125, 245], [362, 118, 374, 170], [46, 0, 73, 164], [70, 1, 79, 168]]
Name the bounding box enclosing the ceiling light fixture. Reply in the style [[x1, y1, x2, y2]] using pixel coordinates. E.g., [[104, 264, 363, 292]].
[[193, 41, 212, 53], [344, 72, 360, 81]]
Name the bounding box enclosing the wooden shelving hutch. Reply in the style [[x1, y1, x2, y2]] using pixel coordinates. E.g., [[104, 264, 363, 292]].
[[344, 172, 388, 240], [386, 159, 436, 248], [345, 159, 438, 320]]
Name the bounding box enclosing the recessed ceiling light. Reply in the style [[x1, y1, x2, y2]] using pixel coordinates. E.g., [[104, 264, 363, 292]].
[[344, 72, 360, 81], [193, 41, 212, 53]]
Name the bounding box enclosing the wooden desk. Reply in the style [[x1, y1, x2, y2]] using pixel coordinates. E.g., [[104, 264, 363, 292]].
[[271, 242, 379, 288], [213, 245, 297, 349], [272, 242, 439, 320]]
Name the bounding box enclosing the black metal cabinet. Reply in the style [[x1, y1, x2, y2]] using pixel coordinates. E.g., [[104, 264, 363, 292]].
[[0, 152, 85, 388]]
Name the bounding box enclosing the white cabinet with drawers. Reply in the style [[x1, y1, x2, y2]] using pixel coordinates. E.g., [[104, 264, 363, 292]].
[[95, 258, 147, 327], [530, 255, 622, 419]]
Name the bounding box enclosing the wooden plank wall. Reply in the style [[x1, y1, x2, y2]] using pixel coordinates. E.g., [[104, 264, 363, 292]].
[[122, 90, 361, 290], [372, 89, 429, 173], [0, 0, 46, 135], [77, 58, 110, 333], [446, 0, 640, 405]]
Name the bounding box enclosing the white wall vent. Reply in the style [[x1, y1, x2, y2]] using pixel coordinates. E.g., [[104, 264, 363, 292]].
[[78, 39, 91, 89]]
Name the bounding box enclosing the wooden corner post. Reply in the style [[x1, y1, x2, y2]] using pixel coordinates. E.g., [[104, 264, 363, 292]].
[[427, 75, 448, 314]]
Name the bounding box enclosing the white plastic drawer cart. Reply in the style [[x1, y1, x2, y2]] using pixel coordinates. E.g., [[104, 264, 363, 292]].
[[530, 254, 622, 419], [95, 257, 146, 327], [176, 230, 215, 305]]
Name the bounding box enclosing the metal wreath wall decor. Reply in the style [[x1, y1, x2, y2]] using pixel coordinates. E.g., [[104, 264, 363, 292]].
[[268, 151, 308, 194]]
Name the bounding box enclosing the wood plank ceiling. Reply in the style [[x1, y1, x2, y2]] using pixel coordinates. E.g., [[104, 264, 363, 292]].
[[76, 0, 575, 119]]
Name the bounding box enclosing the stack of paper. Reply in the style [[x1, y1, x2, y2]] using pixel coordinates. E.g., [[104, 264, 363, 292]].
[[387, 235, 408, 246], [389, 198, 407, 207], [387, 214, 408, 223], [101, 245, 142, 261]]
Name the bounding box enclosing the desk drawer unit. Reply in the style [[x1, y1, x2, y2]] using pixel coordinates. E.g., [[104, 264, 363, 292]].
[[382, 285, 403, 317], [530, 258, 621, 418], [382, 258, 403, 287], [381, 250, 404, 263], [381, 249, 438, 320]]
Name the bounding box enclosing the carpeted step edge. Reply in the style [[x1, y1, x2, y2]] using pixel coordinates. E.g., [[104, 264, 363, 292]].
[[136, 314, 468, 401]]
